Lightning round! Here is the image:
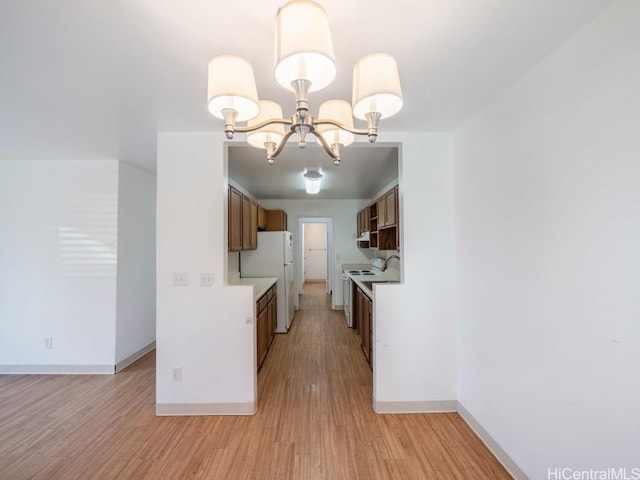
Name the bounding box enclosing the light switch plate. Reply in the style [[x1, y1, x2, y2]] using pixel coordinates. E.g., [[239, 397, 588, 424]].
[[200, 273, 214, 287], [173, 273, 188, 286]]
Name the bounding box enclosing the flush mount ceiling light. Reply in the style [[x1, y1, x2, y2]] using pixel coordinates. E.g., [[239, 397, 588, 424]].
[[207, 0, 403, 166], [303, 170, 323, 194]]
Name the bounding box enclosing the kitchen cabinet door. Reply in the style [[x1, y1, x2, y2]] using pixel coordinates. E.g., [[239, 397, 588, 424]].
[[249, 200, 258, 250], [258, 206, 267, 231], [242, 195, 251, 250], [375, 187, 399, 250], [364, 293, 372, 367], [384, 189, 396, 227], [394, 187, 400, 250], [228, 187, 242, 252], [357, 208, 368, 235], [356, 288, 364, 346], [356, 208, 370, 248], [353, 286, 373, 367], [257, 304, 267, 369], [361, 290, 370, 363], [266, 210, 287, 231], [377, 197, 386, 228], [256, 284, 277, 371], [267, 290, 277, 348], [272, 288, 278, 338]]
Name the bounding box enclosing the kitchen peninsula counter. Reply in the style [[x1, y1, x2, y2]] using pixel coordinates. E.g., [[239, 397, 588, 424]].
[[350, 273, 400, 299], [227, 275, 278, 301]]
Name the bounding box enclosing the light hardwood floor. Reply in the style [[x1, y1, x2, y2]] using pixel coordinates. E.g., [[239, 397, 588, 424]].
[[0, 283, 511, 479]]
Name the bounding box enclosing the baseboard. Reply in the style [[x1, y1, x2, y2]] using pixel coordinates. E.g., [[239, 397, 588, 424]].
[[156, 402, 256, 416], [115, 341, 156, 373], [373, 399, 458, 413], [458, 402, 528, 480], [0, 364, 114, 374]]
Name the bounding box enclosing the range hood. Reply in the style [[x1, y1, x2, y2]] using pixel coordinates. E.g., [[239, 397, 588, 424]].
[[356, 231, 370, 241]]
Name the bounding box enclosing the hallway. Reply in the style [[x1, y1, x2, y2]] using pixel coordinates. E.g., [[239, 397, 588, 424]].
[[256, 282, 511, 478], [0, 283, 511, 479]]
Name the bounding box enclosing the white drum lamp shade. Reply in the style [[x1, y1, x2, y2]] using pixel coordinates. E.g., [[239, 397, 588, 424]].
[[274, 0, 336, 92], [207, 55, 260, 122], [303, 170, 323, 194], [352, 53, 403, 120], [247, 100, 286, 149], [317, 99, 355, 146]]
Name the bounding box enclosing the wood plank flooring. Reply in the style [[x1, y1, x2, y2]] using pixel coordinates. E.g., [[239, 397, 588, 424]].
[[0, 283, 511, 479]]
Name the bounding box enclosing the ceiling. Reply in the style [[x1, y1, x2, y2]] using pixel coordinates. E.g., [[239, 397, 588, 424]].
[[228, 143, 398, 200], [0, 0, 615, 199]]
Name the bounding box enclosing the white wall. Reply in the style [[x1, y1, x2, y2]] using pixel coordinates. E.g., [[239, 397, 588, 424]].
[[258, 199, 370, 307], [0, 160, 118, 372], [454, 1, 640, 477], [115, 162, 157, 369], [156, 133, 256, 414], [155, 131, 457, 414], [372, 132, 458, 412]]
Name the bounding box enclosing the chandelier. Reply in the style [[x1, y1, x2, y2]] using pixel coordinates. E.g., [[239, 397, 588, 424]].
[[206, 0, 403, 166]]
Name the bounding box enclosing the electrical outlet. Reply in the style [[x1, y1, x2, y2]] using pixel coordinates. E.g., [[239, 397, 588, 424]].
[[172, 367, 182, 382], [173, 273, 188, 286], [200, 273, 214, 287], [44, 337, 53, 349]]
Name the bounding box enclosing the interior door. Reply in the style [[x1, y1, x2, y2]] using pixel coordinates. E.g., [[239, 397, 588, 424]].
[[303, 223, 327, 282]]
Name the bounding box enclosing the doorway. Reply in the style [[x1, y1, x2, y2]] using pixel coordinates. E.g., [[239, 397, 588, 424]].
[[303, 223, 327, 284], [297, 217, 333, 300]]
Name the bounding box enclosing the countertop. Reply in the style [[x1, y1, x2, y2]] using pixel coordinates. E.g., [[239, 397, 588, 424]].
[[227, 275, 278, 301], [350, 273, 400, 299], [341, 263, 372, 272]]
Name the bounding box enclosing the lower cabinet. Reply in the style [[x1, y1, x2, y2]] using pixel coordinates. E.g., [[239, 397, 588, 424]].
[[354, 286, 373, 368], [257, 284, 277, 371]]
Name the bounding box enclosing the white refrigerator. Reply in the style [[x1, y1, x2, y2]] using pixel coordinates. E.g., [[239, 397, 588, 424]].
[[240, 231, 295, 333]]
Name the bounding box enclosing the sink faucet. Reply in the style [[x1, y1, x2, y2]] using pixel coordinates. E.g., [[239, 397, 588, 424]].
[[382, 255, 400, 272]]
